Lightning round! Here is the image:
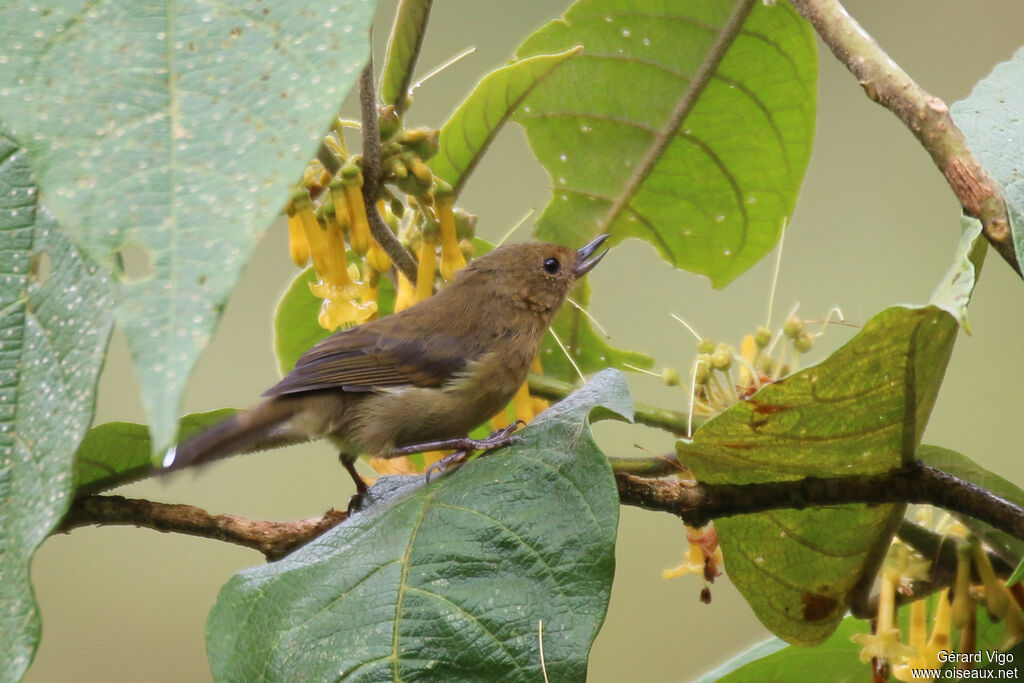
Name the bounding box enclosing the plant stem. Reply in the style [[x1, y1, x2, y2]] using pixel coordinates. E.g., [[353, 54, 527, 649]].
[[358, 61, 420, 283], [527, 372, 699, 436], [617, 461, 1024, 540]]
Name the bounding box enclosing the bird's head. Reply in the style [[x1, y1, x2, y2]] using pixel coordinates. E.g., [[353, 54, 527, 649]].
[[460, 235, 610, 316]]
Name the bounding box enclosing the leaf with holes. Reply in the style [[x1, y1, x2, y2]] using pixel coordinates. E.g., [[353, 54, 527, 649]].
[[0, 128, 113, 679], [431, 49, 582, 197], [513, 0, 816, 287], [206, 369, 631, 682], [951, 47, 1024, 269], [0, 1, 378, 456], [679, 306, 959, 645]]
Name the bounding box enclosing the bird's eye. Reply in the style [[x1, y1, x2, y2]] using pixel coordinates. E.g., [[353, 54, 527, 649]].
[[543, 257, 561, 275]]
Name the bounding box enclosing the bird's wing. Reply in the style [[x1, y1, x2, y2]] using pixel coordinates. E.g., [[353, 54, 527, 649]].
[[263, 320, 480, 397]]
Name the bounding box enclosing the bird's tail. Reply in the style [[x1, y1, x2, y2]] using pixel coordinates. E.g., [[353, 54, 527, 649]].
[[163, 398, 308, 471]]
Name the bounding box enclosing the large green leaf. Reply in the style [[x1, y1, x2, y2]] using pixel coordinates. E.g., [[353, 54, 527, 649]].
[[680, 306, 960, 645], [951, 47, 1024, 269], [0, 129, 113, 679], [0, 1, 378, 456], [73, 409, 236, 496], [431, 50, 582, 197], [207, 368, 631, 682], [513, 0, 817, 287]]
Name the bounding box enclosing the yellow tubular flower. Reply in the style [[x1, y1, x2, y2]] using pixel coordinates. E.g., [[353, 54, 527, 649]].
[[895, 590, 952, 682], [394, 271, 416, 312], [972, 541, 1010, 617], [416, 237, 436, 303], [530, 357, 550, 414], [490, 404, 512, 433], [286, 203, 310, 267], [434, 181, 466, 281], [851, 567, 916, 664], [366, 201, 393, 274], [341, 163, 371, 254], [512, 382, 534, 424], [952, 544, 973, 628], [300, 200, 376, 331]]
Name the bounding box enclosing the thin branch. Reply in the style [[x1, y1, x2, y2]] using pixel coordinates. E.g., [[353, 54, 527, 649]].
[[617, 461, 1024, 541], [527, 372, 700, 436], [58, 495, 347, 562], [788, 0, 1020, 276], [600, 0, 756, 230], [358, 61, 420, 283]]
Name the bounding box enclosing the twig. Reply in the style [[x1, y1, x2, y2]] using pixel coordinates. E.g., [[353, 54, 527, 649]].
[[616, 461, 1024, 540], [358, 61, 420, 283], [58, 495, 347, 562], [788, 0, 1020, 276]]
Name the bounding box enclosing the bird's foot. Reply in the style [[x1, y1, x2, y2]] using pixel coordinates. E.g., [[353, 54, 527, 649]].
[[388, 421, 527, 459], [424, 450, 471, 483]]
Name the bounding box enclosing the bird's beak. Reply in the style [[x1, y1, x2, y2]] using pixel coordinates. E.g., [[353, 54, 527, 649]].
[[574, 234, 611, 276]]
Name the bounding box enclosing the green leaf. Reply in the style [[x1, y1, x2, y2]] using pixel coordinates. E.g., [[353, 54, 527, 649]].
[[918, 444, 1024, 575], [951, 47, 1024, 269], [513, 0, 817, 287], [0, 1, 378, 457], [680, 306, 960, 645], [207, 369, 632, 682], [379, 0, 432, 113], [0, 129, 113, 679], [73, 409, 237, 496], [540, 278, 654, 382], [930, 216, 986, 328], [431, 49, 582, 197]]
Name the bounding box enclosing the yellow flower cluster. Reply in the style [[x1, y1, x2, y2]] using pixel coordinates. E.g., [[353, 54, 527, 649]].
[[851, 518, 1024, 682]]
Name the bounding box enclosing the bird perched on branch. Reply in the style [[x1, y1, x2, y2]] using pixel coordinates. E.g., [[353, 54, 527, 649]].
[[163, 235, 610, 492]]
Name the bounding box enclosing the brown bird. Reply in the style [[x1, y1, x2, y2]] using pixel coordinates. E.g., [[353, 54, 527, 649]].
[[163, 235, 610, 491]]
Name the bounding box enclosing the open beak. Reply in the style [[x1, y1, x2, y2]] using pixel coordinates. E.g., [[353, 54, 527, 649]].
[[574, 234, 611, 276]]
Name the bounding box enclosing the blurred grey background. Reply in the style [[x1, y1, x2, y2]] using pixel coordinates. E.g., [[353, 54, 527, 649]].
[[27, 1, 1024, 681]]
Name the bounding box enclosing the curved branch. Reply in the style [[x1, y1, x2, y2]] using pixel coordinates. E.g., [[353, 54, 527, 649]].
[[358, 61, 420, 283], [788, 0, 1020, 276], [57, 495, 347, 562], [617, 461, 1024, 541]]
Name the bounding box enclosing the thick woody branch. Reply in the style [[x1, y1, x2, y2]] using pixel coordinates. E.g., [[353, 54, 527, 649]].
[[358, 61, 420, 283], [617, 461, 1024, 541], [788, 0, 1019, 276], [58, 495, 347, 562]]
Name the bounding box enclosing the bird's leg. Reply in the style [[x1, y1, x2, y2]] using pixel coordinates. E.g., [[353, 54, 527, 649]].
[[340, 452, 368, 513], [385, 420, 527, 458]]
